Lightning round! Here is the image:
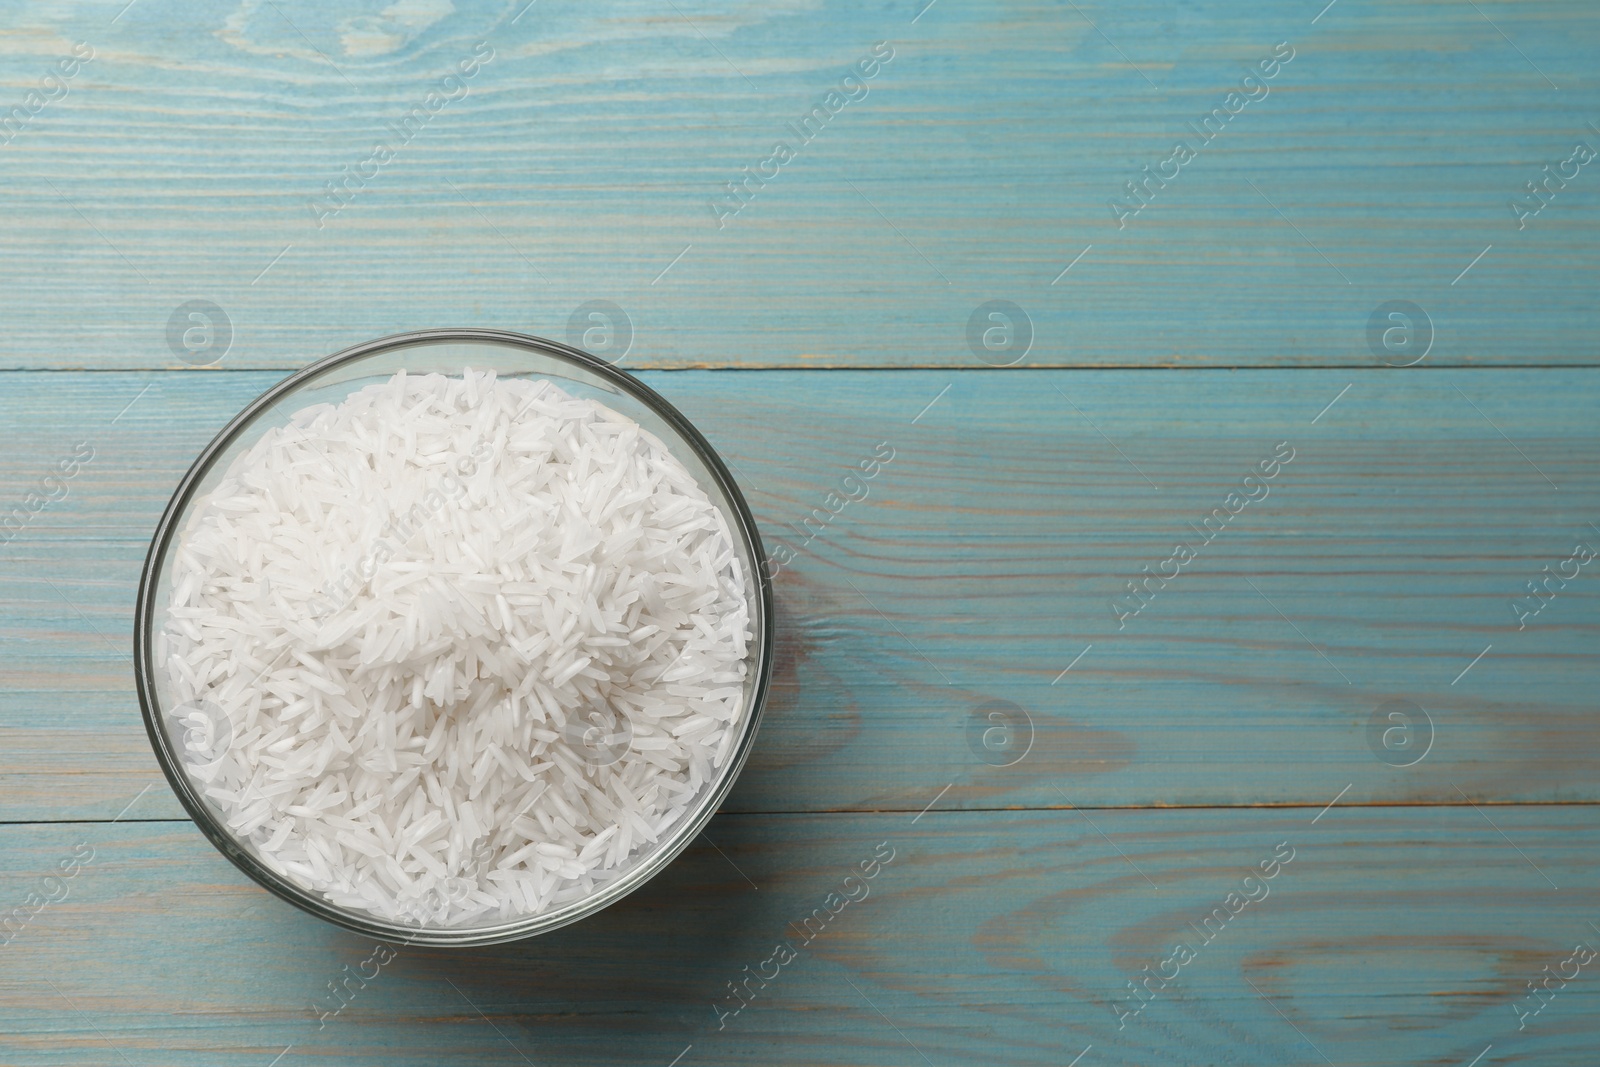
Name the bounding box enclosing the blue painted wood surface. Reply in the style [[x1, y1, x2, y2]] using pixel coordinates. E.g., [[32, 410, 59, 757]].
[[4, 368, 1599, 821], [2, 811, 1598, 1065], [1, 0, 1597, 1063], [0, 0, 1596, 370]]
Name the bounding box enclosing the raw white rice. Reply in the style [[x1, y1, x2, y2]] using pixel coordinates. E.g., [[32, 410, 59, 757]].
[[159, 369, 752, 926]]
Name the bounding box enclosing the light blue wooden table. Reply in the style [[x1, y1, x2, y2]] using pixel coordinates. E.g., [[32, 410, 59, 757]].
[[2, 1, 1598, 1063]]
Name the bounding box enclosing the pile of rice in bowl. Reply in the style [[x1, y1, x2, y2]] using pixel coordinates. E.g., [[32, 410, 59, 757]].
[[158, 370, 754, 926]]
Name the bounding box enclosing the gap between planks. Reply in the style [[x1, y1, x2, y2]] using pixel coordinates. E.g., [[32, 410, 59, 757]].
[[9, 798, 1600, 828], [7, 363, 1600, 375]]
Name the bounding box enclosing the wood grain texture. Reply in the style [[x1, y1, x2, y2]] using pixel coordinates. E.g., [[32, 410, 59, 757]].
[[1, 810, 1596, 1066], [3, 0, 1598, 1061], [0, 0, 1596, 370], [2, 368, 1596, 821]]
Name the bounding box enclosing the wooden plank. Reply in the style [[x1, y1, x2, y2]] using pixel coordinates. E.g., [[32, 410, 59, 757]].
[[0, 0, 1596, 370], [0, 808, 1595, 1065], [2, 368, 1596, 820]]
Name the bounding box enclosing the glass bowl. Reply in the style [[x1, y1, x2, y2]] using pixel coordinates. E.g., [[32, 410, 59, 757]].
[[134, 328, 772, 946]]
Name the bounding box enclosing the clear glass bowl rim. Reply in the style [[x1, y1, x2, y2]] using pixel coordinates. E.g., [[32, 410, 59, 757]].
[[133, 327, 775, 947]]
